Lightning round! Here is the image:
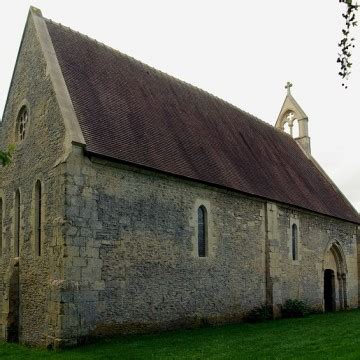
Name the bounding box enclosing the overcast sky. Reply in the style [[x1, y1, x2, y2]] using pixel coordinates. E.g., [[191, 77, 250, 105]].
[[1, 1, 359, 211]]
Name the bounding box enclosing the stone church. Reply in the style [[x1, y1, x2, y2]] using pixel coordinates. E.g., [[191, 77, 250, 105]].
[[0, 7, 359, 348]]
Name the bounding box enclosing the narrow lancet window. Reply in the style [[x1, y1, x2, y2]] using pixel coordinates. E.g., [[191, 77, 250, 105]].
[[198, 206, 207, 257], [292, 223, 298, 261], [14, 190, 20, 257], [35, 181, 42, 256], [0, 198, 3, 257]]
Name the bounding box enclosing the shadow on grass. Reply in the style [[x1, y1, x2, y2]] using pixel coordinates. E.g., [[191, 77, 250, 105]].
[[2, 310, 360, 359]]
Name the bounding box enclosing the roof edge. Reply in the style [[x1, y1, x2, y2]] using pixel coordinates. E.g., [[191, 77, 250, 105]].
[[86, 150, 360, 225], [30, 7, 86, 150], [295, 141, 358, 218], [308, 154, 359, 217], [1, 10, 32, 126]]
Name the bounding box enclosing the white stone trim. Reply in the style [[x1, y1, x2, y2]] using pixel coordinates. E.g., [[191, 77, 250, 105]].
[[30, 7, 85, 155]]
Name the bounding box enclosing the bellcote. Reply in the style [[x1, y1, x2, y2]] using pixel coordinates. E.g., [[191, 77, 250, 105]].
[[275, 82, 311, 156]]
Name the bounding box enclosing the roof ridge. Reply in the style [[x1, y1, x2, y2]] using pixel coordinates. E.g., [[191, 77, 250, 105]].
[[44, 17, 289, 138]]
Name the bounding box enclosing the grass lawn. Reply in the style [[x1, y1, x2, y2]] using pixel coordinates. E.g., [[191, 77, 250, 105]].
[[2, 310, 360, 359]]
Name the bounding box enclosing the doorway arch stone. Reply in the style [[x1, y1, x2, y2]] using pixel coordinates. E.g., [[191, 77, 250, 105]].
[[322, 241, 347, 311]]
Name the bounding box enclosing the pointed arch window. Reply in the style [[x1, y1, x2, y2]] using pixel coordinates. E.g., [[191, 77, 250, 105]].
[[198, 206, 207, 257], [14, 190, 20, 257], [292, 223, 298, 261], [35, 180, 42, 256]]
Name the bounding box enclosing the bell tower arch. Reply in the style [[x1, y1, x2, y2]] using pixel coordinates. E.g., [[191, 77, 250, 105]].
[[275, 82, 311, 156]]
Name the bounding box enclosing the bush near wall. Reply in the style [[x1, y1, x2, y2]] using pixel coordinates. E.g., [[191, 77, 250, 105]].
[[246, 305, 273, 322], [281, 299, 309, 318]]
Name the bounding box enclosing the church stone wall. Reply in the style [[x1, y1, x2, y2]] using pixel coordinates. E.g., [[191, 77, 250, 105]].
[[269, 205, 358, 312], [60, 148, 358, 345], [0, 16, 67, 346], [60, 148, 267, 342]]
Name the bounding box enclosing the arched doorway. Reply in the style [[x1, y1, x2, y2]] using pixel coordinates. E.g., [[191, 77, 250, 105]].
[[324, 269, 335, 312], [323, 242, 347, 312]]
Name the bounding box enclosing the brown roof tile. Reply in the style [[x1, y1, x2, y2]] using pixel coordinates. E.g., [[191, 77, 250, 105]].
[[46, 20, 359, 224]]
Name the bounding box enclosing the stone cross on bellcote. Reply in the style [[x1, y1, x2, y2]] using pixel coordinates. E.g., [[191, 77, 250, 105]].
[[285, 81, 293, 95]]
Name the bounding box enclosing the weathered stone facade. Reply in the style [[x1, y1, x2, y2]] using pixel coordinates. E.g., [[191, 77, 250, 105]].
[[0, 13, 67, 345], [0, 7, 358, 349], [56, 149, 357, 345]]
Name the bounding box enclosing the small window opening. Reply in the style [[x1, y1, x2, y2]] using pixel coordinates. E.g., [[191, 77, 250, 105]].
[[35, 180, 42, 256], [292, 223, 298, 261], [14, 190, 20, 257], [198, 206, 207, 257]]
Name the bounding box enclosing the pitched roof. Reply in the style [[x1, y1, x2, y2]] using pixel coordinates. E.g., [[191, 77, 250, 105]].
[[45, 19, 359, 224]]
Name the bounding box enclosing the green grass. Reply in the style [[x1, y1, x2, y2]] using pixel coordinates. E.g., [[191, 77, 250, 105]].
[[2, 310, 360, 359]]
